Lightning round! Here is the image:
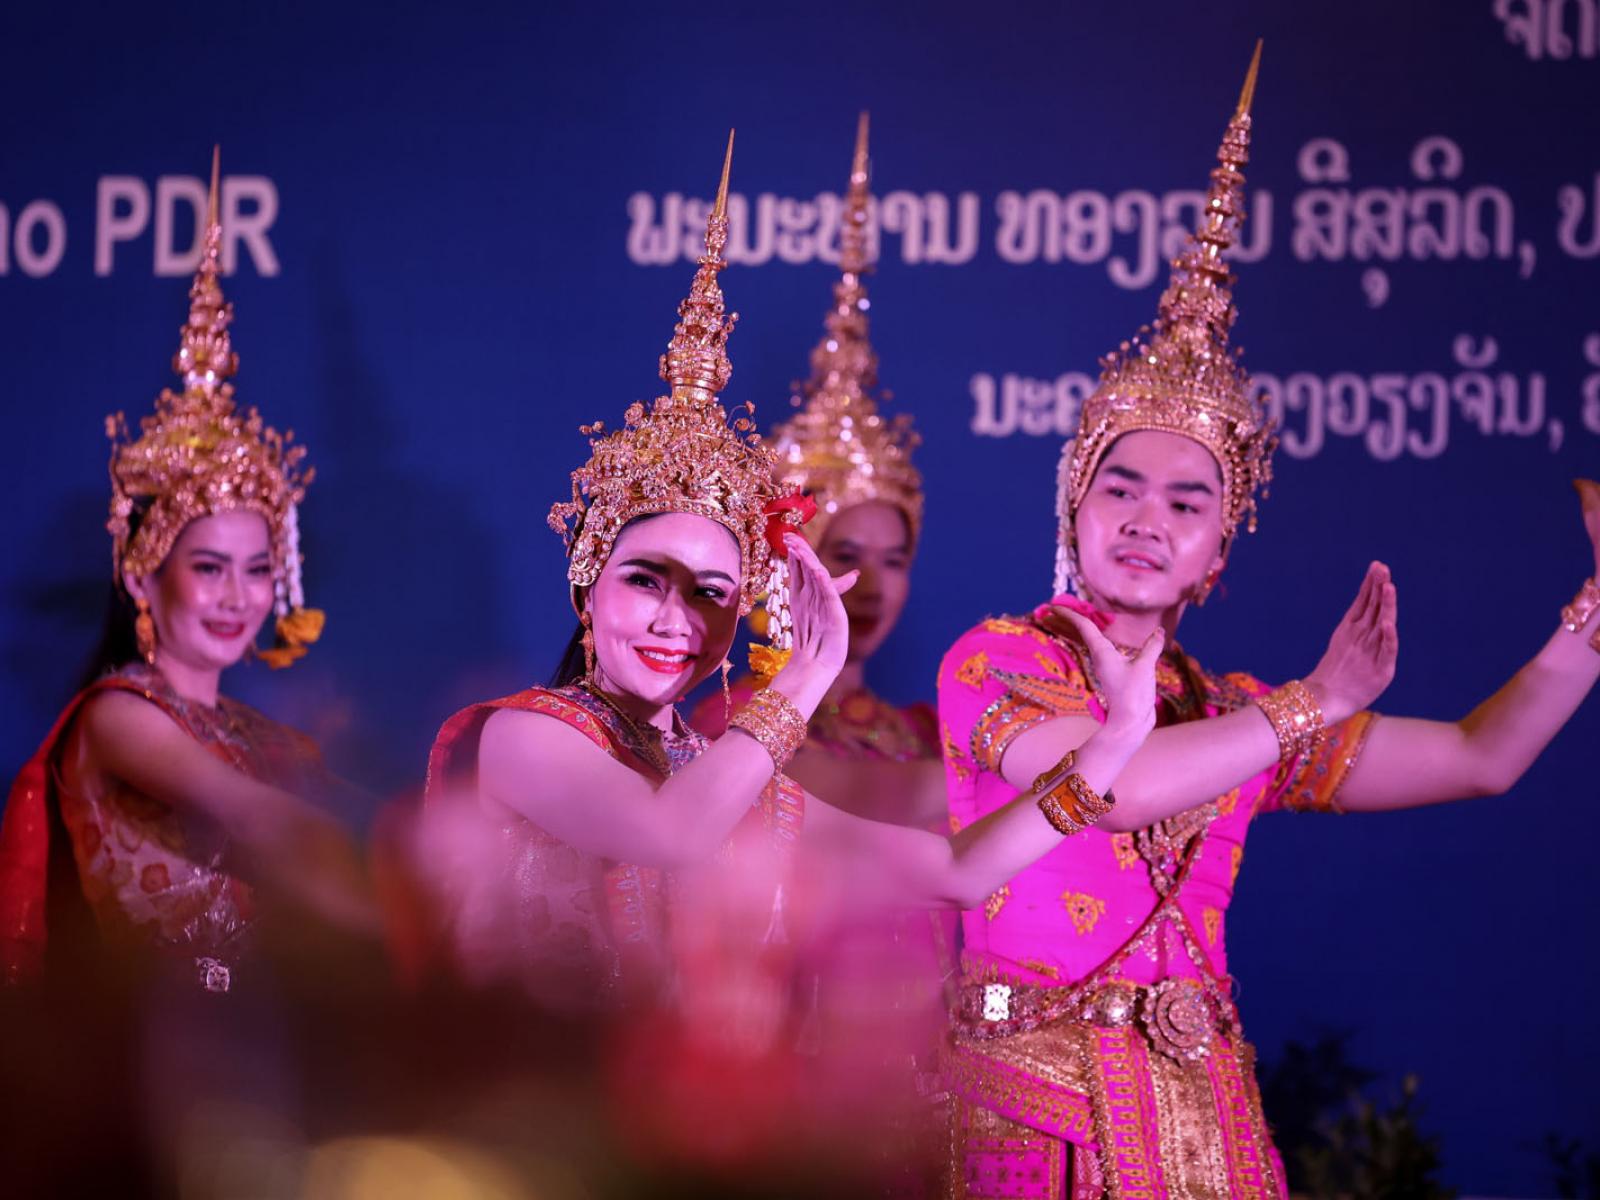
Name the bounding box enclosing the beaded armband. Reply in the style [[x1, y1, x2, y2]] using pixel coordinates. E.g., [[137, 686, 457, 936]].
[[1561, 579, 1600, 652], [1255, 679, 1325, 763], [1032, 749, 1116, 836], [728, 687, 808, 771]]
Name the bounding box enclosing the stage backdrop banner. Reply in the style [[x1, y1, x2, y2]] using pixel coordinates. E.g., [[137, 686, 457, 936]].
[[2, 2, 1595, 1190]]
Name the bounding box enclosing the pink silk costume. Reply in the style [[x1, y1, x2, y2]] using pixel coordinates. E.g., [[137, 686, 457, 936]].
[[425, 682, 805, 1009], [694, 679, 958, 1192], [937, 604, 1375, 1200], [0, 662, 324, 991]]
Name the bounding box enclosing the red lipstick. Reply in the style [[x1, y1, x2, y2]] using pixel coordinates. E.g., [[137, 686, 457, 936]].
[[634, 645, 695, 675]]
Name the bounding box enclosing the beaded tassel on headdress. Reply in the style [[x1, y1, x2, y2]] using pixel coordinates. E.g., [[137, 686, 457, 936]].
[[1056, 42, 1275, 600], [548, 132, 812, 677], [106, 147, 322, 667], [768, 112, 923, 549]]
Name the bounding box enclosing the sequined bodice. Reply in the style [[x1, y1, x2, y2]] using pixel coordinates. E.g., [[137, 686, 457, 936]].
[[53, 664, 321, 984]]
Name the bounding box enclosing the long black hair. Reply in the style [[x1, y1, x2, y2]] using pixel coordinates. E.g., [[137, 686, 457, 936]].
[[75, 585, 144, 693], [549, 620, 588, 689], [75, 501, 152, 692]]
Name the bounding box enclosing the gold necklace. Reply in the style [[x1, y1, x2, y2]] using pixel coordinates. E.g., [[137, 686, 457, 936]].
[[579, 681, 673, 778]]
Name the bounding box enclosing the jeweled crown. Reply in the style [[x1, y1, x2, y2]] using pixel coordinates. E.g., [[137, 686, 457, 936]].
[[107, 148, 321, 665], [1060, 43, 1275, 582], [769, 113, 923, 548], [548, 132, 797, 615]]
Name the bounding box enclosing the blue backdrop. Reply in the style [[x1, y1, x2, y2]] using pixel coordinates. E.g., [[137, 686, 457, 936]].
[[3, 2, 1597, 1191]]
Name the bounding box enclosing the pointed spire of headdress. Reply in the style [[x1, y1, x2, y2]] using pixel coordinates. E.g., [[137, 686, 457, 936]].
[[1237, 38, 1261, 117], [800, 110, 877, 407], [1153, 37, 1260, 359], [660, 129, 737, 403], [170, 145, 238, 402], [839, 110, 871, 275], [554, 132, 801, 617], [107, 146, 320, 661], [715, 126, 734, 219], [1059, 42, 1274, 597], [769, 113, 924, 546], [209, 142, 221, 226]]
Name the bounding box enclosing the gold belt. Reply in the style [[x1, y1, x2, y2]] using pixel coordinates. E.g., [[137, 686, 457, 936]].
[[194, 954, 233, 993], [955, 976, 1227, 1064]]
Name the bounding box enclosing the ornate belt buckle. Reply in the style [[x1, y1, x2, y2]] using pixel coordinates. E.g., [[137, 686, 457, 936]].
[[1141, 977, 1213, 1063], [195, 955, 232, 994], [1087, 979, 1139, 1027], [981, 983, 1012, 1022]]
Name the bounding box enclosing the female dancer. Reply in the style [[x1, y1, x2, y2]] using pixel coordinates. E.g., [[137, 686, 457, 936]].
[[0, 150, 373, 1197], [0, 151, 367, 993], [688, 115, 953, 1186], [422, 136, 1159, 1029], [695, 114, 942, 829]]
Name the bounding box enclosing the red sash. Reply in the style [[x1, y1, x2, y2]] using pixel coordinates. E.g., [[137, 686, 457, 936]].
[[1, 676, 155, 984]]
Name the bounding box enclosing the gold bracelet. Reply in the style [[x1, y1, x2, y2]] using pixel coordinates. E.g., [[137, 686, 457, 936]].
[[1037, 789, 1087, 836], [728, 687, 808, 771], [1038, 774, 1114, 836], [1033, 749, 1116, 835], [1035, 749, 1084, 835], [1561, 579, 1600, 639], [1255, 679, 1325, 763], [1031, 748, 1077, 796], [1063, 772, 1115, 822]]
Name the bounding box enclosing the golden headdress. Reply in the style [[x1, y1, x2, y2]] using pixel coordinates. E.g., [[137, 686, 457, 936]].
[[769, 113, 923, 549], [1056, 43, 1276, 599], [549, 132, 808, 630], [107, 148, 322, 667]]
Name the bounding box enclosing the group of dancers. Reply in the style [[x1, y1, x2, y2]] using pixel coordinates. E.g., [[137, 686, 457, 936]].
[[4, 46, 1598, 1200]]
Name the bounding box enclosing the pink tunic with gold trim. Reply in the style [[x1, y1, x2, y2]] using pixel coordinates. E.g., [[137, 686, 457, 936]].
[[937, 605, 1374, 1200]]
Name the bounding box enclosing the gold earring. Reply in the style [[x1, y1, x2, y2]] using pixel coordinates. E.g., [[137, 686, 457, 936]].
[[720, 656, 733, 724], [134, 597, 157, 665], [1194, 569, 1221, 606], [580, 613, 596, 681]]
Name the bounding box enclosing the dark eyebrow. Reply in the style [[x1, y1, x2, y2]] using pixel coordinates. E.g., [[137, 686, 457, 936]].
[[1168, 479, 1216, 496], [1104, 465, 1145, 484], [618, 557, 735, 586], [187, 547, 271, 561], [830, 537, 910, 555]]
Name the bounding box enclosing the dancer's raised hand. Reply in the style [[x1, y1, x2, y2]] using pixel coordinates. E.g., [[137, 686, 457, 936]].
[[1305, 561, 1399, 723], [1053, 609, 1163, 740]]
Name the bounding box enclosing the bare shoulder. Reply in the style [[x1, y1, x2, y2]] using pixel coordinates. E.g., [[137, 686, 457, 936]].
[[68, 687, 199, 793], [478, 705, 609, 775], [475, 703, 642, 828], [77, 686, 186, 747]]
